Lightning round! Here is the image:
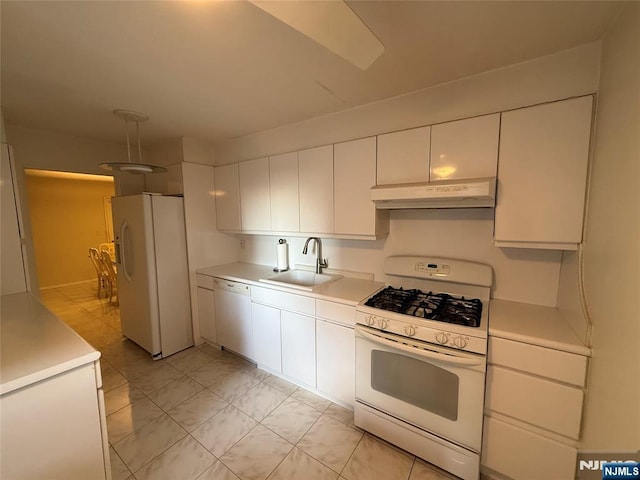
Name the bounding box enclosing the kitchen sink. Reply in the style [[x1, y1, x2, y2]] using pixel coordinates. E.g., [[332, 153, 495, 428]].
[[258, 269, 342, 291]]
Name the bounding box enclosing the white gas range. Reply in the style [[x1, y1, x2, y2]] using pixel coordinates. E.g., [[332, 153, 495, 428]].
[[354, 256, 492, 480]]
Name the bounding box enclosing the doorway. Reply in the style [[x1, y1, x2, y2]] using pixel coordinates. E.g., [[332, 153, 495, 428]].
[[23, 169, 115, 289]]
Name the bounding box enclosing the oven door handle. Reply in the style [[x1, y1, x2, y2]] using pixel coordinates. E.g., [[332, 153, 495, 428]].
[[355, 326, 484, 367]]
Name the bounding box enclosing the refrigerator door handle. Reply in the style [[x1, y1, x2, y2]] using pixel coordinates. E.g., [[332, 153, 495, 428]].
[[119, 220, 133, 283]]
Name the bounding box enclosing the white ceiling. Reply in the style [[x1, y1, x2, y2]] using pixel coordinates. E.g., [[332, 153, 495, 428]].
[[1, 1, 622, 146]]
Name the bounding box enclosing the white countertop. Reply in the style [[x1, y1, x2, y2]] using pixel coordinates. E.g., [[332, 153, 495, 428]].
[[489, 298, 591, 356], [197, 262, 384, 305], [1, 293, 101, 395]]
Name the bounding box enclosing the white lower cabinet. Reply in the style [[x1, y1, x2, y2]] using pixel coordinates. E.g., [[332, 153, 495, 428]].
[[482, 416, 578, 480], [214, 281, 253, 359], [482, 334, 589, 480], [316, 319, 355, 406], [281, 311, 316, 388], [251, 303, 281, 373]]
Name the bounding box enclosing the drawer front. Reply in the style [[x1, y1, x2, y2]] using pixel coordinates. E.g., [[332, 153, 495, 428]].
[[196, 274, 215, 290], [316, 299, 355, 327], [482, 415, 577, 480], [251, 286, 315, 315], [489, 337, 588, 387], [485, 365, 583, 439]]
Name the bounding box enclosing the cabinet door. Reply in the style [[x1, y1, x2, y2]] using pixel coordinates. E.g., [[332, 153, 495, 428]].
[[430, 113, 499, 181], [482, 416, 577, 480], [270, 152, 299, 232], [377, 126, 430, 185], [298, 145, 333, 234], [197, 287, 216, 344], [214, 289, 253, 359], [495, 96, 593, 249], [251, 303, 281, 373], [334, 137, 377, 236], [214, 163, 241, 231], [281, 311, 316, 387], [239, 157, 271, 231], [316, 320, 355, 406], [485, 366, 583, 439]]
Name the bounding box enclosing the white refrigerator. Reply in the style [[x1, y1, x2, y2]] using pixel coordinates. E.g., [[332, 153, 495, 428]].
[[112, 193, 193, 359]]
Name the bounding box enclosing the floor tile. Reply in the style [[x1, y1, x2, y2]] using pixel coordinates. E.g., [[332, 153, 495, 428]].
[[147, 375, 204, 411], [409, 459, 456, 480], [126, 363, 185, 395], [291, 388, 331, 412], [104, 382, 146, 416], [209, 370, 261, 403], [324, 403, 355, 425], [112, 413, 187, 473], [167, 349, 214, 374], [240, 364, 272, 381], [134, 435, 215, 480], [100, 360, 128, 393], [219, 424, 293, 480], [191, 404, 257, 457], [196, 460, 241, 480], [297, 414, 363, 473], [109, 447, 132, 480], [189, 361, 242, 387], [168, 389, 229, 432], [262, 374, 298, 395], [261, 397, 322, 444], [107, 397, 164, 444], [233, 382, 288, 421], [342, 434, 414, 480], [268, 447, 339, 480]]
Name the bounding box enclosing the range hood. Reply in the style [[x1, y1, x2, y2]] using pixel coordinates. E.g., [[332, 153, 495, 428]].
[[371, 177, 496, 209]]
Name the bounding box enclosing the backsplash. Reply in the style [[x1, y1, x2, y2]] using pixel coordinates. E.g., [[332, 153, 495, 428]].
[[238, 208, 562, 307]]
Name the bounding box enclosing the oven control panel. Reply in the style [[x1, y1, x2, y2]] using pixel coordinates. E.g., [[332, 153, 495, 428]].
[[356, 310, 486, 355], [414, 262, 450, 277]]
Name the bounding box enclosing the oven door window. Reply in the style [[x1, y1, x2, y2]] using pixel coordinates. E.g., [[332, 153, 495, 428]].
[[371, 350, 459, 421]]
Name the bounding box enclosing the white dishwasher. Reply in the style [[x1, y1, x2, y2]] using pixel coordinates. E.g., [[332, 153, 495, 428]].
[[213, 278, 253, 360]]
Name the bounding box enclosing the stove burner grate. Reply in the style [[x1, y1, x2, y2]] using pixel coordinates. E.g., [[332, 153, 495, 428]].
[[365, 286, 483, 328]]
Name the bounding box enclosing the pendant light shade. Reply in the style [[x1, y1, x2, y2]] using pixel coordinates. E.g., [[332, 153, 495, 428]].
[[98, 109, 167, 174]]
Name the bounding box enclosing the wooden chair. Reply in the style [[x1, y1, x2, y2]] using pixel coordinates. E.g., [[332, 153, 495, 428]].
[[101, 249, 118, 305], [88, 247, 108, 298]]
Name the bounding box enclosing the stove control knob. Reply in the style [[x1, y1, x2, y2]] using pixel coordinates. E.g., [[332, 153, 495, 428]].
[[404, 326, 416, 337], [366, 316, 375, 326], [435, 332, 449, 345], [452, 336, 468, 348], [379, 319, 388, 330]]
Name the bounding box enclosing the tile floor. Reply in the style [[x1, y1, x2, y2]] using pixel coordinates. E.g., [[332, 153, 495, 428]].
[[39, 282, 454, 480]]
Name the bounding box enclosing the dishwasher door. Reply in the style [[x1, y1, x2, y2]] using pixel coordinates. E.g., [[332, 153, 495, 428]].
[[213, 279, 253, 359]]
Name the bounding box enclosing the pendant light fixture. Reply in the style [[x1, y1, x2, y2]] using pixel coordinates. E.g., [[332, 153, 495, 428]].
[[98, 109, 167, 174]]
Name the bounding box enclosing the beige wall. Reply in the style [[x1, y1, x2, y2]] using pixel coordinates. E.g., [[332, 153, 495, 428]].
[[580, 3, 640, 450], [25, 174, 115, 288]]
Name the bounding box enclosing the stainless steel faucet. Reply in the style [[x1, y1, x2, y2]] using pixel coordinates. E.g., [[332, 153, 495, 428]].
[[302, 237, 328, 274]]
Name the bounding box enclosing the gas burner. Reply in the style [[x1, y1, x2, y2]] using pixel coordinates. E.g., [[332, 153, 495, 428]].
[[365, 287, 483, 328]]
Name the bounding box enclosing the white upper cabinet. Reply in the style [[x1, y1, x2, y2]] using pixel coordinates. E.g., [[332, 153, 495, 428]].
[[495, 96, 593, 250], [269, 152, 299, 232], [298, 145, 334, 234], [377, 126, 430, 185], [214, 163, 241, 231], [334, 137, 378, 236], [430, 114, 500, 181], [239, 157, 271, 231]]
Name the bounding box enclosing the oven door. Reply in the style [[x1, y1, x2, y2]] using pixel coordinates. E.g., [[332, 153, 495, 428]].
[[355, 325, 486, 452]]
